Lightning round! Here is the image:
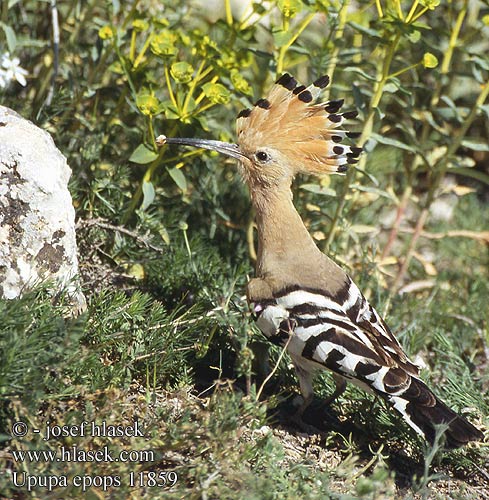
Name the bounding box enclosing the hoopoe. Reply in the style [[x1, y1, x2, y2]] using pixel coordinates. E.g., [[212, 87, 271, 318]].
[[158, 73, 483, 448]]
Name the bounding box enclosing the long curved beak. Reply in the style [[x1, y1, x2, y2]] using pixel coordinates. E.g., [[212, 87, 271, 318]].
[[157, 135, 246, 161]]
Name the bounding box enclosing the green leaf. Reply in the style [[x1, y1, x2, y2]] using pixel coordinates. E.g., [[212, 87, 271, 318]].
[[141, 180, 155, 210], [370, 132, 417, 153], [158, 226, 170, 245], [448, 167, 489, 186], [272, 29, 293, 47], [480, 104, 489, 119], [162, 102, 180, 120], [111, 0, 120, 15], [129, 144, 158, 164], [342, 66, 377, 82], [350, 184, 398, 202], [299, 183, 336, 197], [0, 22, 17, 52], [348, 21, 382, 39], [168, 167, 187, 192], [407, 29, 421, 43], [461, 139, 489, 153], [252, 2, 266, 14], [469, 55, 489, 72]]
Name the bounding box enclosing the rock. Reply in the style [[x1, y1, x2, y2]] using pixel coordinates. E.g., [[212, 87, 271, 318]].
[[0, 106, 86, 312]]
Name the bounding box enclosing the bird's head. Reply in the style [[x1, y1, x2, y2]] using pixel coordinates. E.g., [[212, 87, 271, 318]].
[[158, 73, 361, 190]]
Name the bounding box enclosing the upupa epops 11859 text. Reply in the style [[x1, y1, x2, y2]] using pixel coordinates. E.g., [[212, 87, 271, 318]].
[[158, 73, 483, 448]]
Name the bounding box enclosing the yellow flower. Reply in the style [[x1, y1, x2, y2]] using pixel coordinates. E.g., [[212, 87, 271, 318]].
[[422, 52, 438, 69], [170, 62, 194, 84], [98, 25, 115, 40], [231, 70, 252, 95], [202, 82, 230, 104], [136, 93, 160, 116], [151, 30, 178, 56], [132, 19, 149, 31]]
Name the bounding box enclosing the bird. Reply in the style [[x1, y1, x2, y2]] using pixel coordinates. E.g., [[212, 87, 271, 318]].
[[157, 73, 484, 448]]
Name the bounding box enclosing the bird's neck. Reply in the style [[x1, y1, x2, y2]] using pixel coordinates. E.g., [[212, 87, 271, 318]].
[[250, 181, 322, 280]]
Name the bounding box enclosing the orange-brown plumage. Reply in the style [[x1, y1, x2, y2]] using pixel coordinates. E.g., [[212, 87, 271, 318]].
[[236, 73, 361, 178]]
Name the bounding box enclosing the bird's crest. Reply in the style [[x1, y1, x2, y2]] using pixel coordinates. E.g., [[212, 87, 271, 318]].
[[236, 73, 362, 175]]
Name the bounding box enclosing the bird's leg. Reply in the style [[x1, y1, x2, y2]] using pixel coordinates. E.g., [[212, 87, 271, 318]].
[[288, 362, 329, 435], [288, 362, 346, 436], [293, 364, 314, 420], [322, 373, 347, 407]]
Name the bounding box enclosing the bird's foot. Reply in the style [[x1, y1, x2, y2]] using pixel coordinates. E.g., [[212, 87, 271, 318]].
[[287, 410, 329, 438]]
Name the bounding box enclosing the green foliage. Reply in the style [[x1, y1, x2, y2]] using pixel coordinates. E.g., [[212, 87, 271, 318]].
[[0, 289, 85, 404], [0, 0, 488, 498]]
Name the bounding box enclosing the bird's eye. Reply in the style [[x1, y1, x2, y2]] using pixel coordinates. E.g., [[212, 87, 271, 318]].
[[255, 151, 270, 163]]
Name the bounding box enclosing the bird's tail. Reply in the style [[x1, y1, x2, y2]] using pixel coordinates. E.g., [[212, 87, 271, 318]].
[[385, 377, 483, 448]]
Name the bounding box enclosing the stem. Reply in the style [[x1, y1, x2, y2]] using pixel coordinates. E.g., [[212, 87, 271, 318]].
[[375, 0, 383, 18], [324, 0, 350, 99], [165, 66, 178, 110], [68, 0, 96, 44], [181, 60, 207, 117], [1, 0, 8, 23], [195, 75, 219, 105], [114, 37, 137, 98], [395, 0, 403, 20], [381, 185, 412, 260], [405, 0, 419, 24], [122, 123, 179, 224], [351, 444, 385, 480], [181, 101, 215, 120], [239, 1, 271, 30], [426, 2, 467, 110], [256, 335, 292, 402], [410, 6, 429, 24], [388, 61, 421, 80], [121, 0, 141, 29], [276, 12, 316, 74], [391, 208, 428, 292], [404, 1, 466, 187], [132, 32, 153, 68], [224, 0, 233, 25], [129, 30, 137, 62], [448, 81, 489, 155], [147, 115, 157, 151], [441, 1, 467, 75]]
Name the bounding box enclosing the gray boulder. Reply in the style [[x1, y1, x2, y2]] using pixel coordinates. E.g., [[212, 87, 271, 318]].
[[0, 106, 86, 312]]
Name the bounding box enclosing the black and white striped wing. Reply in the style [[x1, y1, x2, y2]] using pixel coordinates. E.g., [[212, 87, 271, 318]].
[[252, 280, 483, 446], [254, 279, 420, 381]]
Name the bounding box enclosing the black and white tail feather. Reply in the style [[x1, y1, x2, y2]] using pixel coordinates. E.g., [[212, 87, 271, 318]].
[[253, 280, 483, 448]]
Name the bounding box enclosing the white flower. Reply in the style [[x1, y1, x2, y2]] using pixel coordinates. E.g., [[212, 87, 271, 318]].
[[0, 52, 28, 87], [0, 70, 7, 89]]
